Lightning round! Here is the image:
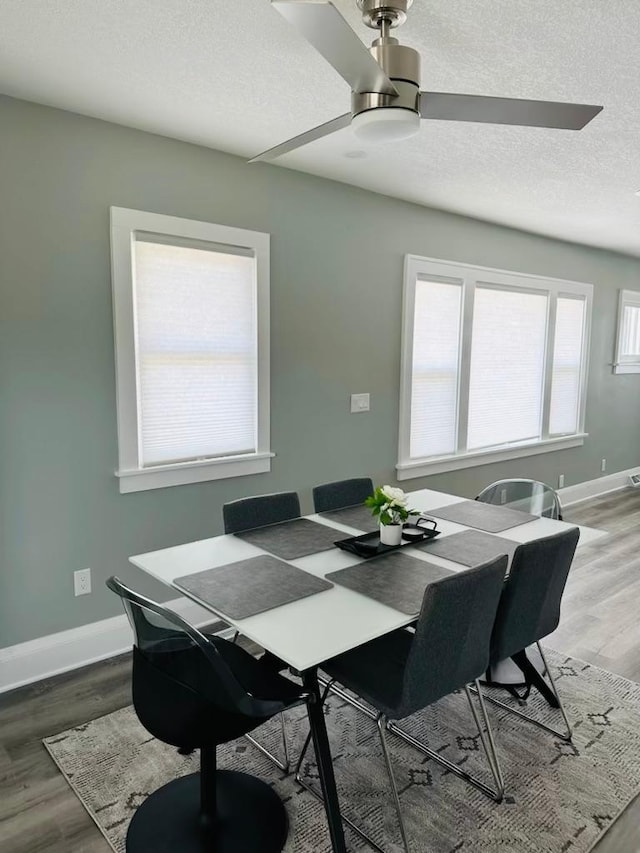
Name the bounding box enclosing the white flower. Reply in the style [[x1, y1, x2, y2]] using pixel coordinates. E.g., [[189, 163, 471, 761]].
[[381, 485, 407, 506]]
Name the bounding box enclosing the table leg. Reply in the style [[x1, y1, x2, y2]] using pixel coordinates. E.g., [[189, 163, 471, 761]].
[[301, 668, 347, 853]]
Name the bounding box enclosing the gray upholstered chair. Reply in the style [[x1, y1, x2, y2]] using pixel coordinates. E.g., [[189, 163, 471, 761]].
[[485, 526, 580, 741], [222, 490, 302, 772], [312, 477, 374, 513], [295, 557, 508, 853], [476, 480, 566, 691], [223, 491, 301, 533], [476, 478, 563, 520]]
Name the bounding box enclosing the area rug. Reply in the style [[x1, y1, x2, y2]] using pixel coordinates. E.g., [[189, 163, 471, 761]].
[[44, 649, 640, 853]]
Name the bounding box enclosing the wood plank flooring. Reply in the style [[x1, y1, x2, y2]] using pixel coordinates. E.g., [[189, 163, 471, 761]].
[[0, 654, 130, 852], [549, 488, 640, 683], [1, 490, 640, 852], [549, 490, 640, 852]]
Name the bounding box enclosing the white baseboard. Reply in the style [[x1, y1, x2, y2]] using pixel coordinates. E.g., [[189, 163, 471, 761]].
[[0, 597, 234, 695], [559, 465, 640, 508]]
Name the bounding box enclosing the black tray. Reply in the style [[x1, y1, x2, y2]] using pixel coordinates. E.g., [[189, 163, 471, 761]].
[[334, 517, 440, 559]]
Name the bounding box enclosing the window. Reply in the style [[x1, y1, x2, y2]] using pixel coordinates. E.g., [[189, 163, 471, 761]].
[[613, 289, 640, 374], [398, 256, 592, 478], [111, 207, 271, 493]]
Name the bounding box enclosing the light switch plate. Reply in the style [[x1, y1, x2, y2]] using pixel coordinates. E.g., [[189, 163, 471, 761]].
[[350, 393, 370, 413]]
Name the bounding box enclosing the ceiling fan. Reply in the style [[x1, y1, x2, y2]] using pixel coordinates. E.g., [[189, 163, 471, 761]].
[[251, 0, 603, 163]]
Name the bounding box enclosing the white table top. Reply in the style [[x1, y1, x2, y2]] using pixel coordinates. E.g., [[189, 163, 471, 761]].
[[129, 487, 606, 673]]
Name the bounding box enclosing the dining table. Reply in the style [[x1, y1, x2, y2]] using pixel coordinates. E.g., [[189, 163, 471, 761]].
[[129, 486, 606, 853]]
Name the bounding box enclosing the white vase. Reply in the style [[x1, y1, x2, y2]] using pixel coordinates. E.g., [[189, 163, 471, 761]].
[[379, 522, 402, 546]]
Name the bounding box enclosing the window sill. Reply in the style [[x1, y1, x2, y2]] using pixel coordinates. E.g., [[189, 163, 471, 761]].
[[613, 363, 640, 374], [116, 452, 274, 494], [396, 434, 587, 480]]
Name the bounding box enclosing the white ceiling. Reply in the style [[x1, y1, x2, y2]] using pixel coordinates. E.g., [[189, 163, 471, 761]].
[[1, 0, 640, 256]]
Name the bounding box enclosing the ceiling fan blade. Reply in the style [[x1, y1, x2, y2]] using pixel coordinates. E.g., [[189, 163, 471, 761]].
[[250, 112, 352, 163], [419, 92, 603, 130], [272, 0, 398, 96]]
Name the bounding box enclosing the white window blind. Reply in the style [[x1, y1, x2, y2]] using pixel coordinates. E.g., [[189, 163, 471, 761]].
[[398, 256, 592, 478], [111, 207, 270, 493], [549, 296, 585, 435], [620, 305, 640, 358], [134, 239, 257, 467], [613, 290, 640, 374], [467, 287, 548, 450], [409, 278, 461, 458]]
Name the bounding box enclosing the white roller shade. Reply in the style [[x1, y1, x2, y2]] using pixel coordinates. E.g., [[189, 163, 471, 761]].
[[467, 286, 548, 450], [620, 304, 640, 358], [549, 296, 585, 435], [410, 278, 462, 458], [133, 239, 257, 467]]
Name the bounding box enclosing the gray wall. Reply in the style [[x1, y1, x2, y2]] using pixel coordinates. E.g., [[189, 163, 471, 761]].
[[1, 94, 639, 648]]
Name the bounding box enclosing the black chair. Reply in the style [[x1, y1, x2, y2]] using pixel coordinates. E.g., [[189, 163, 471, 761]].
[[485, 527, 580, 741], [222, 491, 302, 771], [223, 491, 301, 534], [476, 478, 563, 520], [295, 557, 508, 853], [312, 477, 374, 513], [107, 576, 309, 853]]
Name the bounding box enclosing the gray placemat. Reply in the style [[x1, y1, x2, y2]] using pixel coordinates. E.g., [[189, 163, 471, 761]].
[[174, 555, 333, 620], [428, 500, 537, 532], [326, 552, 453, 615], [235, 518, 344, 560], [320, 504, 378, 533], [415, 529, 517, 566]]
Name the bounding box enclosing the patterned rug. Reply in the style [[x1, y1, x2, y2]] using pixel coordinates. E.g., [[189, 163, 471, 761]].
[[44, 649, 640, 853]]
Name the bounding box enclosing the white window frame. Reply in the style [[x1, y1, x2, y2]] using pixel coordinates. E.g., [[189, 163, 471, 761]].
[[397, 256, 592, 479], [110, 207, 272, 493], [613, 289, 640, 374]]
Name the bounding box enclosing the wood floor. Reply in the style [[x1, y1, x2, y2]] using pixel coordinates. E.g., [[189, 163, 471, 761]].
[[1, 489, 640, 853], [548, 489, 640, 853], [549, 488, 640, 684]]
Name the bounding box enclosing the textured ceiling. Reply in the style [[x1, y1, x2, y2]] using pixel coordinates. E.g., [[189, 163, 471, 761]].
[[1, 0, 640, 256]]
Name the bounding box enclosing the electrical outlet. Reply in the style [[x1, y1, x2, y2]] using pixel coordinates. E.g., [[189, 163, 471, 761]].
[[558, 474, 565, 488], [350, 393, 370, 413], [601, 458, 607, 473], [74, 568, 92, 596]]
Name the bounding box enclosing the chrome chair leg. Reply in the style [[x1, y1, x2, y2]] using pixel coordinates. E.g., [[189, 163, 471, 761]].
[[386, 682, 504, 803], [465, 683, 505, 799], [231, 631, 292, 772], [537, 643, 573, 740], [326, 678, 504, 800], [327, 680, 378, 721], [377, 714, 410, 853], [476, 644, 572, 742], [295, 683, 409, 853], [245, 711, 291, 772]]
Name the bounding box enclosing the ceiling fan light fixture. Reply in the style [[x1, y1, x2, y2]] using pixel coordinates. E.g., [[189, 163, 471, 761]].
[[351, 107, 420, 143], [251, 0, 604, 164]]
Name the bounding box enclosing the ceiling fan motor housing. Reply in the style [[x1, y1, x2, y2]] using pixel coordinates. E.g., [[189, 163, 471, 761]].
[[352, 39, 421, 118]]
